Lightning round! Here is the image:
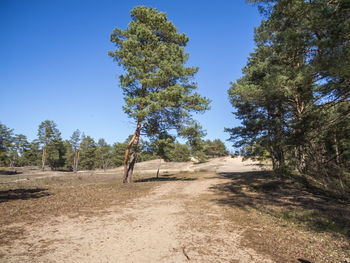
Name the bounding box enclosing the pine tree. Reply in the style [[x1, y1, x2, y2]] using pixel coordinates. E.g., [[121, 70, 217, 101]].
[[228, 0, 350, 197], [109, 6, 210, 182], [70, 129, 81, 172], [0, 123, 13, 166], [96, 138, 113, 172], [9, 134, 29, 167], [37, 120, 61, 171], [79, 136, 97, 170]]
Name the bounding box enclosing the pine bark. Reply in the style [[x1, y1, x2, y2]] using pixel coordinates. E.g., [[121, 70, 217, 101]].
[[41, 147, 46, 171], [123, 122, 141, 183]]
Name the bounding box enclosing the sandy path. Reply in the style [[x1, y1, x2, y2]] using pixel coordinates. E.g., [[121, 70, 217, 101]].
[[2, 174, 273, 262]]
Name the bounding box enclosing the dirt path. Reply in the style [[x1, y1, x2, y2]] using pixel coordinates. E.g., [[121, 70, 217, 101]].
[[2, 174, 273, 262]]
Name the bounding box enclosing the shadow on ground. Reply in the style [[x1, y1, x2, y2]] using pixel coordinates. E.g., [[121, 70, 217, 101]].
[[0, 170, 23, 175], [135, 174, 197, 183], [0, 188, 50, 203], [211, 171, 350, 238]]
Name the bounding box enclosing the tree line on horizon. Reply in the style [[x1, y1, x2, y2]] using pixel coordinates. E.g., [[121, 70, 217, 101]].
[[227, 0, 350, 199], [0, 120, 229, 171]]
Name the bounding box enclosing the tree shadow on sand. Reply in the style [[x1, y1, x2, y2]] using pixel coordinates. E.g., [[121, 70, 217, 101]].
[[0, 170, 23, 175], [210, 171, 350, 239], [0, 188, 50, 203], [134, 174, 197, 183]]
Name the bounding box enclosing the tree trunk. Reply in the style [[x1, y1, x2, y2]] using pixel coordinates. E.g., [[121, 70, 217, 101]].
[[123, 122, 141, 183], [156, 159, 161, 179], [76, 150, 80, 172], [126, 151, 137, 183], [41, 147, 46, 171], [103, 159, 106, 172], [10, 154, 16, 168], [73, 152, 77, 172], [334, 133, 340, 165]]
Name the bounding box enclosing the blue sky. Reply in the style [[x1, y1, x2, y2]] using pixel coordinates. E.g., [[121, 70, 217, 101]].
[[0, 0, 261, 150]]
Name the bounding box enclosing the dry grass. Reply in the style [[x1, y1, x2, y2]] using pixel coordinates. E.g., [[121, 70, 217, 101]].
[[1, 169, 350, 262], [209, 171, 350, 263], [0, 172, 164, 250]]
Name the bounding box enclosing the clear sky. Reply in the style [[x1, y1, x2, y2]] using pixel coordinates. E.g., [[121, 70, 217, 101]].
[[0, 0, 261, 150]]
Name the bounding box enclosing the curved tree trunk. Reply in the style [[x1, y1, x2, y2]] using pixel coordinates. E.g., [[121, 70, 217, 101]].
[[123, 122, 141, 183]]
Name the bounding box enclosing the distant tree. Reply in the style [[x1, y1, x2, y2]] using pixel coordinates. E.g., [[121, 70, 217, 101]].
[[109, 6, 210, 183], [9, 134, 29, 167], [150, 133, 176, 162], [180, 122, 207, 162], [96, 138, 113, 172], [63, 140, 74, 171], [204, 139, 229, 158], [79, 136, 97, 170], [137, 139, 158, 162], [70, 129, 82, 172], [37, 120, 61, 170], [46, 137, 66, 170], [20, 140, 41, 166], [112, 141, 128, 167], [169, 143, 191, 162], [0, 123, 13, 166]]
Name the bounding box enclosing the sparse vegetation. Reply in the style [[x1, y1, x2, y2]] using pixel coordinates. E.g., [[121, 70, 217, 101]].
[[1, 1, 349, 261]]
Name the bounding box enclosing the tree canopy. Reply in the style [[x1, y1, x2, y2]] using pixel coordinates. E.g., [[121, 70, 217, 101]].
[[109, 6, 210, 182], [227, 0, 350, 198]]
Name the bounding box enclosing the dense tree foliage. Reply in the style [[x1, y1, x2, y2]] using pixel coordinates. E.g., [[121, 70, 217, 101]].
[[179, 121, 208, 162], [70, 129, 82, 172], [0, 120, 227, 172], [109, 6, 210, 182], [0, 123, 14, 166], [96, 138, 113, 171], [204, 139, 229, 158], [37, 120, 62, 170], [228, 0, 350, 198]]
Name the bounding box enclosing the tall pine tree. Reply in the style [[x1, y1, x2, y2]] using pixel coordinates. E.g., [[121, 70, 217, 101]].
[[109, 6, 210, 183]]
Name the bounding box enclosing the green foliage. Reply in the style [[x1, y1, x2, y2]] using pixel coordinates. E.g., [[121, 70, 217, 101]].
[[70, 129, 81, 152], [19, 140, 41, 166], [109, 6, 210, 175], [46, 138, 66, 170], [149, 133, 175, 161], [96, 138, 113, 171], [63, 140, 74, 171], [8, 134, 29, 167], [228, 0, 350, 198], [169, 143, 191, 162], [180, 121, 207, 162], [136, 139, 158, 162], [79, 136, 97, 170], [38, 120, 61, 147], [109, 6, 209, 126], [0, 121, 192, 170], [204, 139, 229, 158], [0, 122, 13, 166], [112, 141, 128, 167], [37, 120, 63, 170]]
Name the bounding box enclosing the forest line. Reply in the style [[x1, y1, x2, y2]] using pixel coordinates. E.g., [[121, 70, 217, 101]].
[[0, 120, 229, 172]]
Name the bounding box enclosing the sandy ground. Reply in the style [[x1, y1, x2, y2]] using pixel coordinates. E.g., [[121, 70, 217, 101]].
[[0, 157, 274, 262], [0, 156, 264, 183]]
